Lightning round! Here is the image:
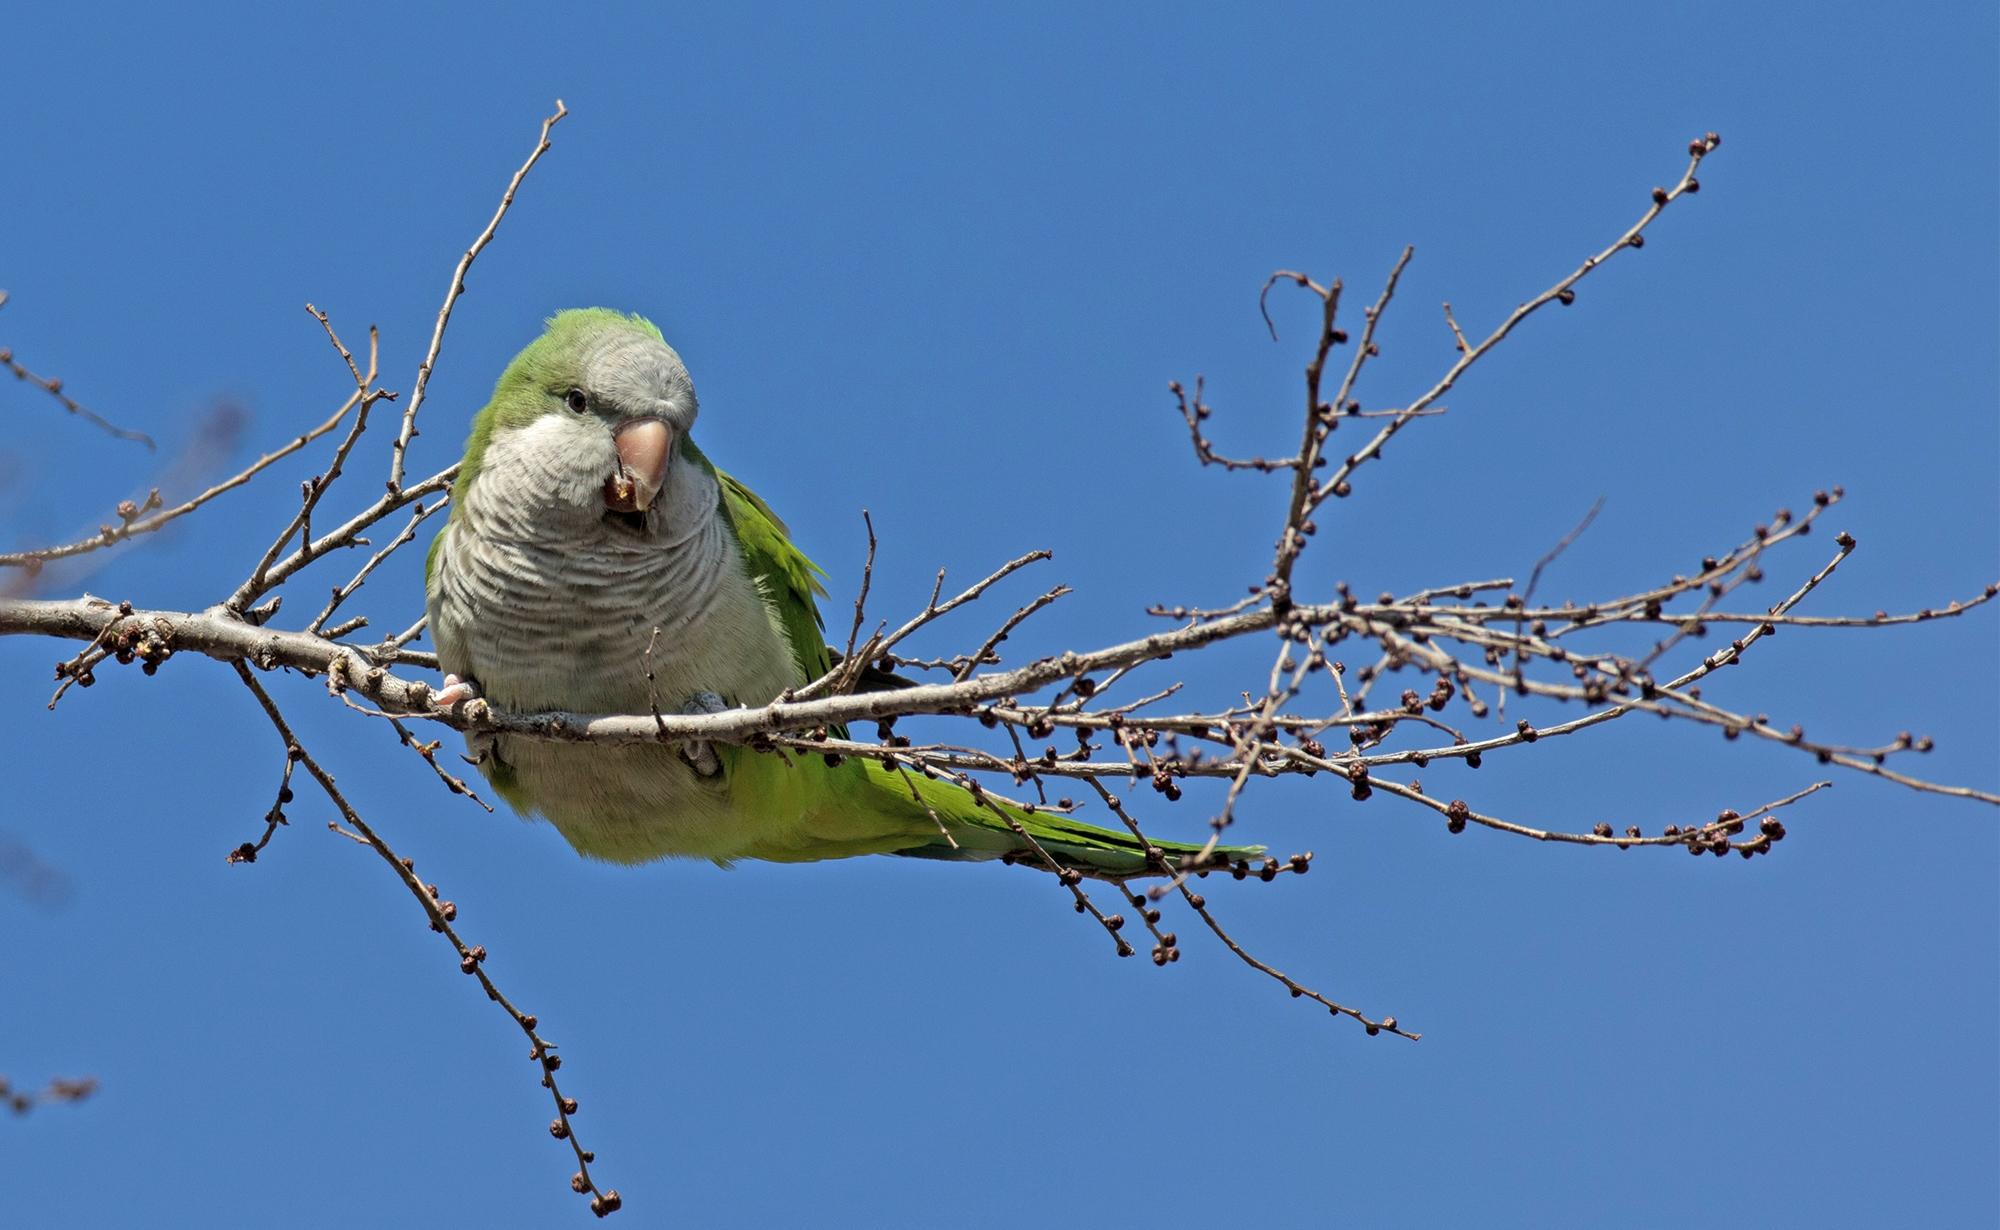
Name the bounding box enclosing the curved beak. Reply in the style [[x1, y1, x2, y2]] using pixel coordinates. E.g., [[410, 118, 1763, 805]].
[[604, 418, 672, 512]]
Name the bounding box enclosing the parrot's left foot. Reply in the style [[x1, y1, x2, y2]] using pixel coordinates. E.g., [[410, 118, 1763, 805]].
[[677, 690, 730, 778]]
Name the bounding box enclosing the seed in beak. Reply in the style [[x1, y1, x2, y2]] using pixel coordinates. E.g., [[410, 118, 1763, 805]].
[[605, 419, 671, 512]]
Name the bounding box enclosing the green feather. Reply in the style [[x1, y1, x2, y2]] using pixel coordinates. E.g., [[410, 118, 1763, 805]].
[[703, 461, 1263, 874], [713, 464, 834, 684], [428, 306, 1265, 876]]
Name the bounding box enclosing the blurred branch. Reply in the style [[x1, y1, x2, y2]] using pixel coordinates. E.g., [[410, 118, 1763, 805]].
[[0, 392, 357, 571], [0, 832, 75, 910], [2, 1074, 99, 1115]]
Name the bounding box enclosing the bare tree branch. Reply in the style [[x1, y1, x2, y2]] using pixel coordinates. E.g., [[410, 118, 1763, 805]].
[[1, 122, 1993, 1222]]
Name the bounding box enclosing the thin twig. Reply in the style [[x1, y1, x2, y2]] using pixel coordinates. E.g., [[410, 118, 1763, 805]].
[[1, 392, 365, 569], [388, 100, 569, 492], [1, 292, 155, 448], [231, 662, 618, 1215]]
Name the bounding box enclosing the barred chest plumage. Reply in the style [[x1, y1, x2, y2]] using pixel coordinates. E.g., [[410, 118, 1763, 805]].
[[429, 416, 797, 716], [423, 415, 802, 862]]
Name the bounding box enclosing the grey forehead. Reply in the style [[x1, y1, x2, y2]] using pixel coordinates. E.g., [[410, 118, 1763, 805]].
[[581, 328, 698, 426]]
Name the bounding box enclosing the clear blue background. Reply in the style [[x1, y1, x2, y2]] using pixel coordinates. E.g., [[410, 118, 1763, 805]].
[[3, 4, 1994, 1226]]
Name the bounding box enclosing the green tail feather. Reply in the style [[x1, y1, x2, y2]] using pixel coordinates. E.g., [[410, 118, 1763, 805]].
[[860, 759, 1263, 878]]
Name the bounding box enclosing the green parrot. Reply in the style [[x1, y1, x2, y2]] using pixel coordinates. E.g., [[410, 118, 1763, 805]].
[[425, 309, 1258, 875]]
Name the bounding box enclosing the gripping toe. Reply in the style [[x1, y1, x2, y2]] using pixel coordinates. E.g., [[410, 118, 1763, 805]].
[[677, 690, 730, 779]]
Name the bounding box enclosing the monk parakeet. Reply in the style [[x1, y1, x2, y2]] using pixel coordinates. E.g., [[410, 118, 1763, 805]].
[[426, 309, 1256, 875]]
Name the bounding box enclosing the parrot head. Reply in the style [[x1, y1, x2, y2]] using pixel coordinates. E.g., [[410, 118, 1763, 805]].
[[453, 309, 699, 534]]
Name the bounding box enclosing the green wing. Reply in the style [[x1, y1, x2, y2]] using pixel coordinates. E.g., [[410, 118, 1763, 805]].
[[703, 447, 1275, 876], [712, 461, 834, 687]]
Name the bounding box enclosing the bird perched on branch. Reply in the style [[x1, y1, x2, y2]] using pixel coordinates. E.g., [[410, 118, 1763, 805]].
[[426, 309, 1257, 874]]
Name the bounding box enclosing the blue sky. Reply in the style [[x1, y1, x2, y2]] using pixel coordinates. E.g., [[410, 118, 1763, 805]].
[[3, 3, 1994, 1226]]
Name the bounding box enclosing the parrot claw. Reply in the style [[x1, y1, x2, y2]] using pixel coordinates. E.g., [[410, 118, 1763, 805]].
[[677, 690, 730, 779], [458, 728, 498, 768]]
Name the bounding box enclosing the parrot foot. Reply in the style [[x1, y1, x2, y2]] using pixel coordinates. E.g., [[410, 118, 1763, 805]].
[[434, 672, 482, 708], [433, 673, 496, 765], [677, 690, 730, 779]]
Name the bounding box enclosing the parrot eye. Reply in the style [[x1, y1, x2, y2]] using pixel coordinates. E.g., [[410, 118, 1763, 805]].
[[564, 387, 589, 414]]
